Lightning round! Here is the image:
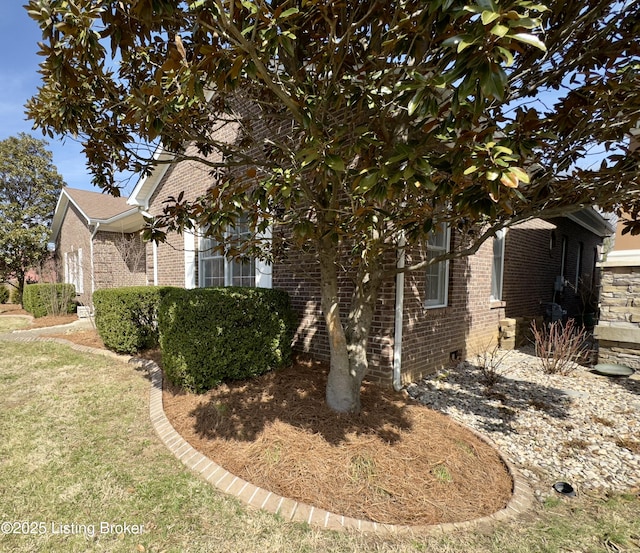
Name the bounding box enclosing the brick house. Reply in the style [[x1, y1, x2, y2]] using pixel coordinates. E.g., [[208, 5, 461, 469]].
[[594, 213, 640, 369], [124, 150, 613, 387], [50, 187, 147, 307]]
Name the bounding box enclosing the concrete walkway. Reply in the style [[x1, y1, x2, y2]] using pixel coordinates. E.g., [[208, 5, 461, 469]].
[[0, 321, 535, 535]]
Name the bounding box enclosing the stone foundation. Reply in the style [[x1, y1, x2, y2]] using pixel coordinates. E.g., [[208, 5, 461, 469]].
[[595, 264, 640, 369]]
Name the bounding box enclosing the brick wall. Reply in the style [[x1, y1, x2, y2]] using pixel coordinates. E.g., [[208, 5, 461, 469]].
[[92, 231, 147, 290], [399, 234, 505, 385], [503, 217, 603, 320], [272, 246, 396, 385]]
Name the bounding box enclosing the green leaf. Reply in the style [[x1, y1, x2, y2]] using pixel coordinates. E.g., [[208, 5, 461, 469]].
[[325, 154, 345, 172], [355, 171, 379, 193], [486, 170, 500, 181], [493, 146, 513, 155], [442, 36, 462, 48], [481, 11, 501, 25], [511, 33, 547, 52], [279, 7, 299, 18], [457, 38, 474, 53], [464, 165, 479, 175], [240, 0, 259, 14], [510, 166, 530, 184], [408, 89, 424, 116], [490, 24, 509, 37]]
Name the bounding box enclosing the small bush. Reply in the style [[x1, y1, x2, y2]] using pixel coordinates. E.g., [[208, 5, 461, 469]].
[[22, 283, 76, 318], [93, 286, 175, 354], [0, 286, 9, 304], [472, 338, 512, 390], [159, 287, 296, 393], [531, 318, 592, 375]]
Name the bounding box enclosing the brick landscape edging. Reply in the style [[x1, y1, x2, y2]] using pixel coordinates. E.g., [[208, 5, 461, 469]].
[[1, 331, 535, 534]]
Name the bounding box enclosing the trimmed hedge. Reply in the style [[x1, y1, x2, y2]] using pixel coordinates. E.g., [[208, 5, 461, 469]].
[[0, 286, 9, 304], [22, 283, 76, 318], [158, 287, 296, 393], [93, 286, 175, 354]]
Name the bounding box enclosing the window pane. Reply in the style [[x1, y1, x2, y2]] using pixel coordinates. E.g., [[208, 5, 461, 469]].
[[424, 224, 449, 308], [231, 258, 256, 287], [425, 255, 444, 306], [490, 230, 505, 301], [201, 258, 224, 288]]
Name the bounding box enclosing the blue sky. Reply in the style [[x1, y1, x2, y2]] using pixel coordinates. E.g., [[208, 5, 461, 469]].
[[0, 3, 124, 193]]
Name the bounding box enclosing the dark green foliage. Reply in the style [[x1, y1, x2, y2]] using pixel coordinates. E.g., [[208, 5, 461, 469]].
[[158, 287, 296, 393], [0, 287, 9, 304], [93, 286, 175, 354], [22, 283, 76, 318]]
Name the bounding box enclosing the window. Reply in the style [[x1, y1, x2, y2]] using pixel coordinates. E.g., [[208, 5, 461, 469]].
[[64, 248, 83, 294], [491, 229, 506, 301], [424, 223, 450, 308], [198, 219, 256, 288], [560, 236, 568, 279]]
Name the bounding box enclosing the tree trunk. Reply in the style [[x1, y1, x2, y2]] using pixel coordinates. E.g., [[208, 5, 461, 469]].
[[318, 237, 382, 414]]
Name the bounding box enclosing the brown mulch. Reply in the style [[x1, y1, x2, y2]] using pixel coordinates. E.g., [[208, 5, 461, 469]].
[[6, 316, 513, 526], [163, 358, 513, 526]]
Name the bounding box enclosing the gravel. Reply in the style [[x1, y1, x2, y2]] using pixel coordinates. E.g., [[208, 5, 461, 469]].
[[406, 347, 640, 501]]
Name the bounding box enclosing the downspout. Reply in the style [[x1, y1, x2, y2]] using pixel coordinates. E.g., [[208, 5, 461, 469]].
[[393, 233, 406, 391]]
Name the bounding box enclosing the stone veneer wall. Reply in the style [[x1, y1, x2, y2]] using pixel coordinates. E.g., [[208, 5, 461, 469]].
[[595, 265, 640, 369]]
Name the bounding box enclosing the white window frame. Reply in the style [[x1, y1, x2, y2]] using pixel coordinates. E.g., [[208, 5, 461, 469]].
[[197, 219, 267, 289], [424, 223, 450, 309], [64, 248, 83, 294], [490, 228, 506, 301]]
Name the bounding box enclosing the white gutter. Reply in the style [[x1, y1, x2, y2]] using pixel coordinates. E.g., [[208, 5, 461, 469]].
[[393, 233, 406, 391]]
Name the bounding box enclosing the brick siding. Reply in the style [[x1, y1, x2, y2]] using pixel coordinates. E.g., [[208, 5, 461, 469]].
[[502, 217, 603, 320], [56, 204, 147, 304]]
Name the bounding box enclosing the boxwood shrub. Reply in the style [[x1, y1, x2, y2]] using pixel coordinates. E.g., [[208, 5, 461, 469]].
[[158, 287, 296, 392], [22, 283, 76, 318], [0, 286, 9, 304], [93, 286, 175, 354]]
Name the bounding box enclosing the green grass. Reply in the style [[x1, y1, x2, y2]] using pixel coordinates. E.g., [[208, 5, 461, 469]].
[[0, 316, 30, 332], [0, 339, 638, 552]]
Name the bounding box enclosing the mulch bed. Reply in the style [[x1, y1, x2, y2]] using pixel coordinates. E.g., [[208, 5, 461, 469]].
[[163, 358, 513, 526]]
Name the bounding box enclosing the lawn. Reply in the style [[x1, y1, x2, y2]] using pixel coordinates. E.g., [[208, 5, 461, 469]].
[[0, 316, 30, 333], [0, 338, 638, 552]]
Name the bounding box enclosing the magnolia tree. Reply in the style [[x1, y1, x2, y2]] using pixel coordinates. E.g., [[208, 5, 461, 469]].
[[27, 0, 639, 412], [0, 134, 64, 299]]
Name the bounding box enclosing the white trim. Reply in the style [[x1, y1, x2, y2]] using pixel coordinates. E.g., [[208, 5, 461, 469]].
[[490, 228, 506, 302], [153, 241, 158, 286], [599, 249, 640, 267], [127, 147, 174, 210], [255, 226, 272, 289], [184, 230, 196, 289], [424, 224, 450, 309], [566, 208, 615, 238], [77, 248, 84, 294]]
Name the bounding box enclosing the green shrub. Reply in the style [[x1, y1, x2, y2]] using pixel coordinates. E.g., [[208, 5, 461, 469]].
[[22, 283, 76, 318], [0, 286, 9, 304], [93, 286, 175, 354], [10, 288, 21, 306], [159, 287, 296, 392]]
